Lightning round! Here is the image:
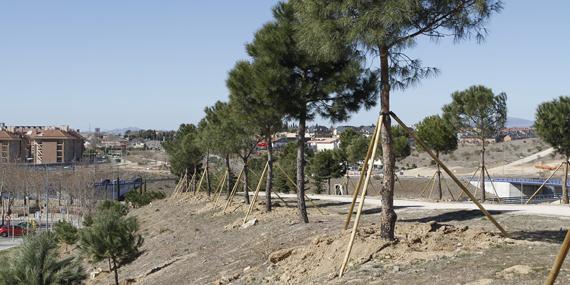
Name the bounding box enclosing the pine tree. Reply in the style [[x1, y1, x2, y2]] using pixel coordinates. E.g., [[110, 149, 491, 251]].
[[535, 96, 570, 204], [0, 232, 86, 285], [443, 85, 507, 201], [79, 207, 143, 285], [416, 115, 458, 200], [227, 60, 285, 211], [248, 2, 378, 222], [294, 0, 502, 239]]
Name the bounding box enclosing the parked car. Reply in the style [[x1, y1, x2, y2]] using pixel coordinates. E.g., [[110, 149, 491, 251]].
[[0, 225, 27, 237]]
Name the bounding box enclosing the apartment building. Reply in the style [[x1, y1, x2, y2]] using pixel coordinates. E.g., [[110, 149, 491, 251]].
[[0, 124, 84, 164], [0, 130, 24, 163]]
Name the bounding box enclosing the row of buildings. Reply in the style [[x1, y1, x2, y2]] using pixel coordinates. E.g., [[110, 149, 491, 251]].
[[264, 125, 537, 154], [0, 124, 84, 164]]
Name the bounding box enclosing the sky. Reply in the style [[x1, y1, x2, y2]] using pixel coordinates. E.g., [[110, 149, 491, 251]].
[[0, 0, 568, 131]]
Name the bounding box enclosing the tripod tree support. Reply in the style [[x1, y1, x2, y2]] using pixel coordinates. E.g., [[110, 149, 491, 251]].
[[247, 167, 291, 208], [483, 167, 501, 202], [213, 171, 228, 206], [275, 163, 326, 215], [343, 117, 379, 230], [545, 229, 570, 285], [223, 167, 245, 213], [442, 175, 456, 201], [390, 111, 507, 236], [526, 162, 565, 204], [339, 115, 383, 277], [243, 161, 269, 223], [457, 166, 480, 201], [420, 172, 437, 198], [195, 168, 207, 194]]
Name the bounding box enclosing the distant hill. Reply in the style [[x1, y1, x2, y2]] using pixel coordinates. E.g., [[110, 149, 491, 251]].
[[506, 117, 533, 128], [106, 127, 143, 135]]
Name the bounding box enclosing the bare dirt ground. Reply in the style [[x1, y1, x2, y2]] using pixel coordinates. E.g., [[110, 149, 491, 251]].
[[87, 193, 570, 285]]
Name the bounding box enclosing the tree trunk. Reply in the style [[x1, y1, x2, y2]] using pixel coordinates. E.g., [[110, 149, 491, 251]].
[[265, 132, 273, 212], [205, 151, 211, 197], [379, 46, 397, 240], [243, 159, 250, 204], [225, 154, 232, 198], [112, 258, 119, 285], [108, 258, 112, 272], [480, 141, 486, 202], [563, 157, 569, 204], [436, 151, 442, 201], [328, 178, 331, 195], [296, 109, 309, 223]]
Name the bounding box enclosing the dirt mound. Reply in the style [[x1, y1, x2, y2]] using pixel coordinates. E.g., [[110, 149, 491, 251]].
[[257, 221, 509, 284]]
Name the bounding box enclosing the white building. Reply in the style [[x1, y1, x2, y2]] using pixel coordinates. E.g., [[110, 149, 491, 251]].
[[308, 137, 339, 152]]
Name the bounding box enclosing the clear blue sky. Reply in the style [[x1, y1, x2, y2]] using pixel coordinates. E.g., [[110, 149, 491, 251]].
[[1, 0, 568, 131]]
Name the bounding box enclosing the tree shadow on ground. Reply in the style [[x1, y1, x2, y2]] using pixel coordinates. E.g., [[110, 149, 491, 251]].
[[509, 229, 567, 243], [359, 206, 417, 215], [399, 209, 513, 223]]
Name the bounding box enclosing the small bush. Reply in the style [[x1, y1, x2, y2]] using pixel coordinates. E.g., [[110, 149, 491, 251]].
[[53, 220, 78, 247], [125, 191, 166, 208]]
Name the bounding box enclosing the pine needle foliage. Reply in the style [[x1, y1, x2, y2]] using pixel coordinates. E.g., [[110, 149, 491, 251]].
[[0, 232, 86, 285]]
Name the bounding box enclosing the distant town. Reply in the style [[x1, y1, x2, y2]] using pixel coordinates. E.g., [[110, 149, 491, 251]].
[[0, 120, 536, 166]]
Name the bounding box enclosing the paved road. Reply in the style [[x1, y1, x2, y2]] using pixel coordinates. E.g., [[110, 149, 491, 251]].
[[266, 193, 570, 217], [0, 237, 22, 251]]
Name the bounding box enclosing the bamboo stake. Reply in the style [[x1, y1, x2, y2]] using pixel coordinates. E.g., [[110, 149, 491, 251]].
[[526, 162, 565, 204], [213, 171, 228, 206], [390, 112, 507, 236], [343, 118, 379, 230], [419, 172, 436, 197], [223, 167, 245, 213], [484, 167, 501, 202], [442, 176, 456, 201], [170, 172, 186, 200], [195, 168, 206, 194], [339, 115, 383, 277], [244, 161, 269, 223], [247, 167, 290, 207], [545, 229, 570, 285], [428, 174, 437, 200], [275, 163, 326, 215], [457, 166, 480, 200]]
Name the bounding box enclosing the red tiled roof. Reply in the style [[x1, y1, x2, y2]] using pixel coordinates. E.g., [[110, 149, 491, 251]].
[[0, 130, 21, 140], [28, 129, 81, 140]]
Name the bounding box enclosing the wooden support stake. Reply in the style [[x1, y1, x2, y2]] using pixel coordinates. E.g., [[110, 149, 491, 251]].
[[343, 118, 379, 230], [484, 166, 501, 202], [223, 167, 244, 213], [247, 167, 290, 208], [195, 168, 207, 194], [339, 115, 383, 277], [457, 166, 480, 200], [276, 163, 326, 215], [526, 162, 565, 204], [390, 111, 508, 236], [442, 176, 456, 201], [421, 172, 436, 198], [428, 174, 436, 200], [213, 171, 228, 206], [244, 161, 269, 223], [545, 229, 570, 285]]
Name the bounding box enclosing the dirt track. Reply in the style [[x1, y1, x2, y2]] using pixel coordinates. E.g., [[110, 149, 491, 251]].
[[87, 193, 570, 285]]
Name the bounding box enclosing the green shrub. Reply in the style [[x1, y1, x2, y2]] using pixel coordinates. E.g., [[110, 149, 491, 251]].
[[0, 232, 86, 285], [125, 191, 166, 208], [53, 220, 78, 247]]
